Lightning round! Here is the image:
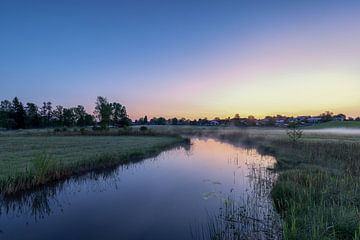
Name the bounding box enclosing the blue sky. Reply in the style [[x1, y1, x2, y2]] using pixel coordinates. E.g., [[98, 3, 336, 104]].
[[1, 0, 359, 118]]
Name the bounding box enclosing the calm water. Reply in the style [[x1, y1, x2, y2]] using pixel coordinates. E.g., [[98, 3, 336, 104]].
[[0, 138, 279, 240]]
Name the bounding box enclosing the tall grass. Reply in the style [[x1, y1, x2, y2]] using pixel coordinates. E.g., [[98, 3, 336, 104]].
[[0, 135, 189, 195], [193, 162, 282, 240], [216, 130, 360, 239]]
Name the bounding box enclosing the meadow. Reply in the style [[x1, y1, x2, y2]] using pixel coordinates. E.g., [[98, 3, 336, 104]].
[[0, 134, 186, 195]]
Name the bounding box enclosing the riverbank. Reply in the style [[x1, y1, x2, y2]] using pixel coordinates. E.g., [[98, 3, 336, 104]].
[[0, 135, 187, 195], [146, 125, 360, 239], [214, 129, 360, 239]]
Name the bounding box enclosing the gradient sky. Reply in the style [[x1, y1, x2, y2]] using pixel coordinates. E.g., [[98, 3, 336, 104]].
[[1, 0, 359, 119]]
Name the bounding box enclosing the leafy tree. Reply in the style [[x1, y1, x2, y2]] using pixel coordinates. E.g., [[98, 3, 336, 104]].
[[0, 100, 14, 129], [150, 117, 166, 125], [247, 115, 256, 126], [144, 115, 148, 124], [63, 108, 76, 127], [84, 114, 95, 126], [41, 102, 52, 127], [12, 97, 26, 129], [117, 105, 131, 127], [112, 102, 124, 127], [74, 105, 87, 126], [94, 96, 112, 129], [171, 118, 178, 125], [25, 103, 40, 128], [52, 105, 64, 126], [320, 111, 333, 122], [264, 116, 275, 126]]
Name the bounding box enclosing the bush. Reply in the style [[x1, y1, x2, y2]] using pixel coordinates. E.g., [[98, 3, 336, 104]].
[[54, 128, 61, 133], [62, 127, 68, 132], [92, 125, 103, 131], [140, 126, 148, 132], [80, 128, 86, 135]]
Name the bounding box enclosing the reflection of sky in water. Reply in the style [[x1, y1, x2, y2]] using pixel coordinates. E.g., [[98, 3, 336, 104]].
[[0, 138, 276, 240]]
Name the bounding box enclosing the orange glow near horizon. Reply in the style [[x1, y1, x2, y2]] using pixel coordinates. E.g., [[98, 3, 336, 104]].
[[124, 15, 360, 120]]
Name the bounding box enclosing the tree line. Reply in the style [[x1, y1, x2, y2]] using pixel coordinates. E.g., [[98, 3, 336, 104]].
[[0, 96, 130, 130]]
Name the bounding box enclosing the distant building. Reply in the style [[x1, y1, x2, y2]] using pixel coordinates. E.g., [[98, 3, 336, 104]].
[[209, 120, 220, 126], [307, 117, 322, 123], [275, 119, 286, 127], [333, 114, 346, 121]]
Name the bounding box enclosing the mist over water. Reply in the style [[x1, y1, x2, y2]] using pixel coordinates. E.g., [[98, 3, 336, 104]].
[[304, 128, 360, 136]]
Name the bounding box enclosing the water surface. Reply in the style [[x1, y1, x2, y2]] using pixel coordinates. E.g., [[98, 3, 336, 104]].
[[0, 138, 279, 240]]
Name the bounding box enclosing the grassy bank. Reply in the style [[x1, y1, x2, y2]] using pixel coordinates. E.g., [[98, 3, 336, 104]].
[[269, 139, 360, 240], [214, 129, 360, 239], [0, 135, 187, 195]]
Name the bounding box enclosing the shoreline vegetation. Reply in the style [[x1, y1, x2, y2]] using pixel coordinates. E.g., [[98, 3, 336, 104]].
[[0, 132, 189, 196], [1, 125, 360, 239], [146, 125, 360, 239]]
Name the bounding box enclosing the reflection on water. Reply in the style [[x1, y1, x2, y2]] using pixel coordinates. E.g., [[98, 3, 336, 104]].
[[0, 138, 280, 240]]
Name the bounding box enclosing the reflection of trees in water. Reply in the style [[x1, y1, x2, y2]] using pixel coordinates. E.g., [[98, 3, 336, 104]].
[[0, 143, 191, 221]]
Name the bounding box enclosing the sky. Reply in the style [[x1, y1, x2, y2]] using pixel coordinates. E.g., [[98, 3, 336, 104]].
[[0, 0, 359, 119]]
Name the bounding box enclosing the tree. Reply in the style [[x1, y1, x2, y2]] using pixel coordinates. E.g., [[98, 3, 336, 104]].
[[63, 108, 76, 127], [118, 105, 131, 127], [25, 103, 40, 128], [112, 102, 124, 127], [171, 118, 178, 125], [84, 114, 95, 126], [320, 111, 333, 122], [52, 105, 64, 126], [144, 115, 148, 125], [12, 97, 26, 129], [41, 102, 52, 127], [0, 100, 14, 129], [247, 115, 256, 126], [94, 96, 112, 129], [74, 105, 87, 126], [287, 122, 303, 145]]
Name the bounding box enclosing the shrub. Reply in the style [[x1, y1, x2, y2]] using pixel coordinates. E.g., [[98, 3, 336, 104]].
[[80, 128, 86, 135], [92, 125, 102, 131], [140, 126, 148, 132], [286, 123, 303, 144]]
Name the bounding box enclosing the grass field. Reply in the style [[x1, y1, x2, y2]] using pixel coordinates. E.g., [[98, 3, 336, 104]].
[[0, 135, 185, 195]]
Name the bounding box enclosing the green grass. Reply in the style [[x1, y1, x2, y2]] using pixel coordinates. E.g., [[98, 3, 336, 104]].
[[0, 135, 186, 195], [214, 129, 360, 240], [305, 121, 360, 129]]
